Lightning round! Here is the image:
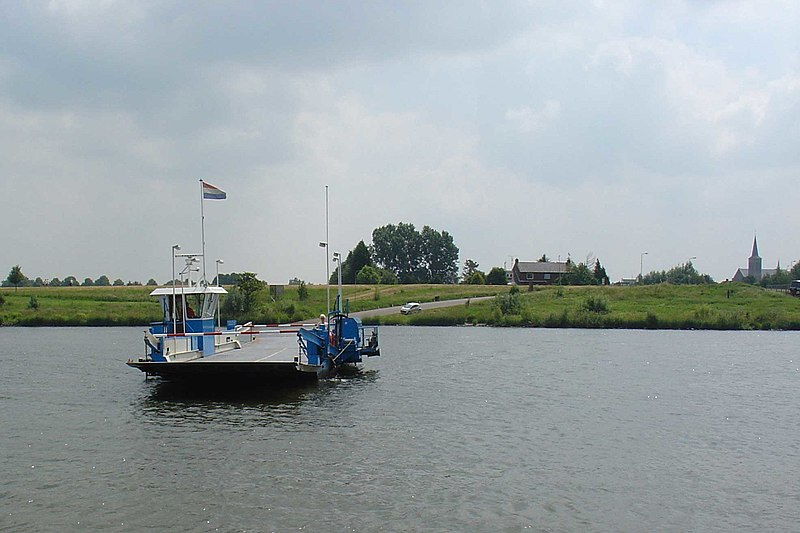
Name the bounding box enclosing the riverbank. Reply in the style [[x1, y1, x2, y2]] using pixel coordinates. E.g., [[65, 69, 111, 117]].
[[363, 283, 800, 330], [0, 284, 508, 326], [2, 283, 799, 330]]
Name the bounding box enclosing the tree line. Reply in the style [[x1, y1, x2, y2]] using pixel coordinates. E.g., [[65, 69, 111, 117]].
[[640, 261, 714, 285], [3, 265, 158, 290]]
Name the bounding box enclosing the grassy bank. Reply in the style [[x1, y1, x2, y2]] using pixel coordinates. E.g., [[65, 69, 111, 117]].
[[365, 283, 800, 331], [0, 284, 508, 327], [4, 283, 799, 330]]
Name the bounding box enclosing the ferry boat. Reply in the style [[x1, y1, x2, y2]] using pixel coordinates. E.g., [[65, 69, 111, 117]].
[[127, 264, 380, 382], [126, 180, 379, 383]]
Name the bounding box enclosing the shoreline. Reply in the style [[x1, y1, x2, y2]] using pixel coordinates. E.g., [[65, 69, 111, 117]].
[[2, 283, 799, 331]]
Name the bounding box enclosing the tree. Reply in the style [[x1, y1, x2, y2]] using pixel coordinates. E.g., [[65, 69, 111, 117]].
[[82, 278, 94, 286], [486, 267, 508, 285], [297, 281, 309, 300], [146, 278, 158, 286], [789, 261, 800, 280], [421, 226, 459, 283], [95, 275, 111, 286], [50, 277, 62, 287], [8, 265, 26, 291], [237, 272, 265, 313], [348, 241, 372, 284], [593, 259, 610, 285], [329, 242, 371, 285], [356, 265, 382, 284], [464, 270, 486, 285], [462, 259, 480, 281], [62, 276, 78, 286], [562, 262, 594, 285], [33, 277, 45, 287], [371, 222, 425, 283], [378, 268, 398, 284], [113, 278, 125, 286], [370, 222, 459, 284]]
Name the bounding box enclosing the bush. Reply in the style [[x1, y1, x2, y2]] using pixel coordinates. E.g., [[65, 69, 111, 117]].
[[221, 287, 245, 316], [298, 281, 309, 301], [495, 291, 521, 315], [356, 265, 382, 284], [582, 296, 609, 314], [464, 271, 486, 285], [28, 296, 39, 310], [0, 294, 5, 306], [486, 267, 508, 285]]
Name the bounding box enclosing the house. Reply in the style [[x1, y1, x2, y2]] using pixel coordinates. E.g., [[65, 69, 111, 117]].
[[511, 258, 569, 286], [732, 235, 778, 282]]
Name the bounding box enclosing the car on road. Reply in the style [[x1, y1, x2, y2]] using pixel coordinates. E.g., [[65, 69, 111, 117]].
[[400, 302, 422, 315], [790, 280, 800, 296]]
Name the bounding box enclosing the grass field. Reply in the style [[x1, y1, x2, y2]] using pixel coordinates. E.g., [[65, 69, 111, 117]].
[[2, 283, 799, 330], [365, 283, 800, 330], [0, 284, 508, 326]]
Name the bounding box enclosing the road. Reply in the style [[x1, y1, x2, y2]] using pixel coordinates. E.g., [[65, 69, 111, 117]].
[[349, 296, 495, 319]]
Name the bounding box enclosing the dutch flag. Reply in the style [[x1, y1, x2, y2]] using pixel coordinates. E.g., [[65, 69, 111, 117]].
[[201, 180, 226, 200]]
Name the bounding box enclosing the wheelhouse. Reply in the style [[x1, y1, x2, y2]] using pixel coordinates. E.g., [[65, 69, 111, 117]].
[[144, 286, 240, 362]]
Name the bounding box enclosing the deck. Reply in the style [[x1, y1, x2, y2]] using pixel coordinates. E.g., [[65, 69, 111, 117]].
[[127, 333, 312, 382]]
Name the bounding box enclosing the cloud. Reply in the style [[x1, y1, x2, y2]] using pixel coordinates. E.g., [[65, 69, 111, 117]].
[[1, 1, 799, 284], [505, 100, 561, 134]]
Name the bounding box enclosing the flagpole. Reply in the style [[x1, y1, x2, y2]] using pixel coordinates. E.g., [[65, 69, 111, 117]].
[[325, 185, 330, 317], [200, 179, 207, 285]]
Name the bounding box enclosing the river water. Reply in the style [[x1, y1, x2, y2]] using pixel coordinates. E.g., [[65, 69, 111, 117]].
[[1, 326, 799, 532]]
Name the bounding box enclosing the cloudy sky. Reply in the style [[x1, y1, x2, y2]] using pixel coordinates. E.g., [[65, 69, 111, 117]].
[[2, 1, 798, 284]]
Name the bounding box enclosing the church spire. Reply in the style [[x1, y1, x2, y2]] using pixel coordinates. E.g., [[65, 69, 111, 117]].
[[750, 234, 760, 259], [748, 234, 762, 281]]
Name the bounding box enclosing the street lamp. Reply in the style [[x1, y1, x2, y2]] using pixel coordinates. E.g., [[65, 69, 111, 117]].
[[640, 252, 648, 283], [319, 241, 329, 316], [333, 251, 342, 312], [215, 259, 224, 287], [215, 259, 224, 328], [171, 244, 180, 333]]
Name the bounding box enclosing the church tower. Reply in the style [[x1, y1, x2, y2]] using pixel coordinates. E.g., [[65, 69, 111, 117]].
[[748, 235, 762, 281]]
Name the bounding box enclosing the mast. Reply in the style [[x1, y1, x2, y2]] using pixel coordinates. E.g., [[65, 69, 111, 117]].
[[325, 185, 330, 317], [200, 179, 207, 285]]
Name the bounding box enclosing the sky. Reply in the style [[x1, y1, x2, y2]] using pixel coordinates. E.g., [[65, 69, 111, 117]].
[[1, 1, 799, 285]]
